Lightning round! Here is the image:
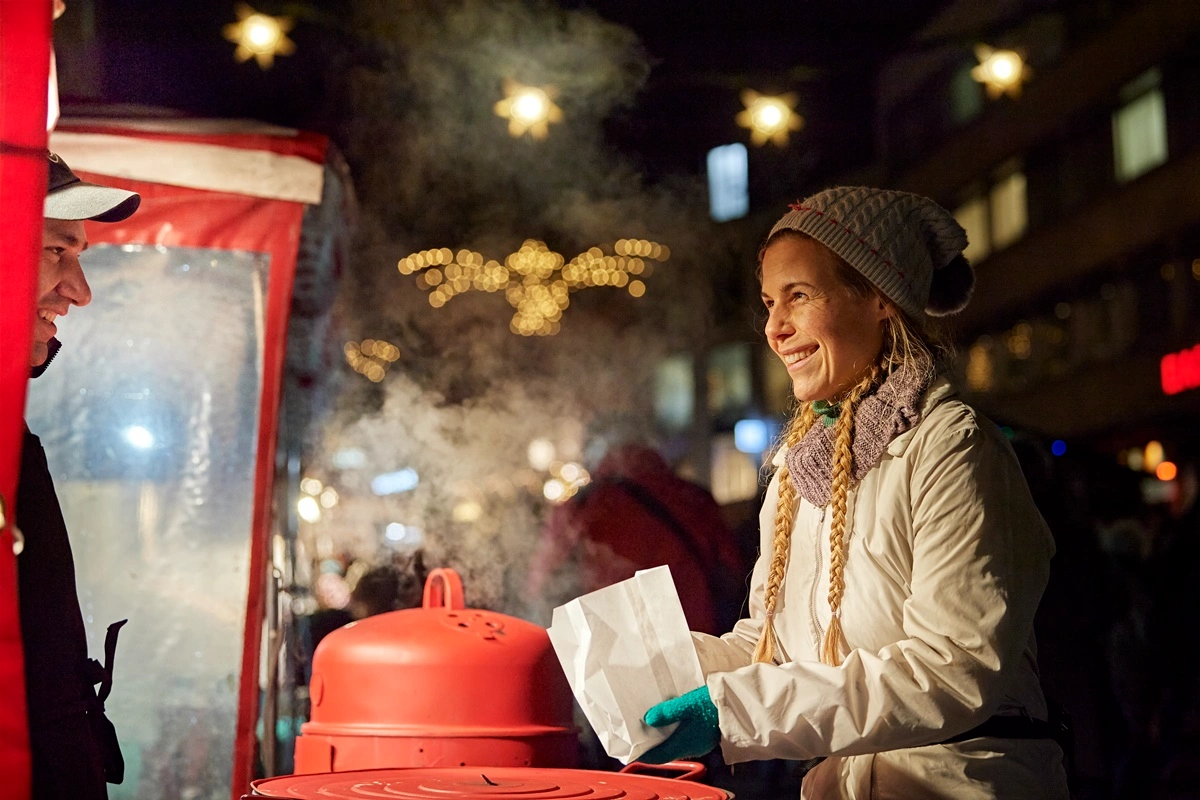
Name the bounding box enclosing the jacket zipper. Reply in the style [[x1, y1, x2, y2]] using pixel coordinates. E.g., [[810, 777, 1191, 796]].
[[809, 506, 825, 651]]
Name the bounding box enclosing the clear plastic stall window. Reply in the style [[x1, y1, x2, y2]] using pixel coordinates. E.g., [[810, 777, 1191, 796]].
[[27, 244, 268, 800]]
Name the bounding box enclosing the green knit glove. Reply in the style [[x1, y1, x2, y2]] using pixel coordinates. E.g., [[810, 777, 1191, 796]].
[[639, 685, 720, 764]]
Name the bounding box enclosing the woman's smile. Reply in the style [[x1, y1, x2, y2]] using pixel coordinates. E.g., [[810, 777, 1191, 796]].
[[780, 345, 818, 371]]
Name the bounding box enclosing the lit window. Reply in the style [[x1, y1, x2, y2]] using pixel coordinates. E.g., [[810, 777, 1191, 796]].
[[654, 354, 694, 431], [989, 171, 1027, 250], [950, 62, 984, 124], [708, 343, 752, 415], [954, 195, 991, 264], [966, 338, 996, 392], [762, 347, 793, 415], [707, 143, 749, 222], [710, 433, 760, 504], [733, 418, 770, 455], [1113, 69, 1168, 183]]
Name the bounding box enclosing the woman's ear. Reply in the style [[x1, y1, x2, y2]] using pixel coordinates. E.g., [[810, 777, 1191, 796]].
[[874, 294, 893, 322]]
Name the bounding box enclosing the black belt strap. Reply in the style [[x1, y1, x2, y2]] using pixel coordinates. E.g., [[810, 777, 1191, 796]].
[[89, 619, 128, 785], [941, 714, 1056, 744], [97, 618, 127, 703]]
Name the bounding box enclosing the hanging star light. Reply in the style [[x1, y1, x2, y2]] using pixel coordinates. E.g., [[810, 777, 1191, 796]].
[[736, 90, 803, 146], [397, 239, 671, 336], [494, 79, 563, 139], [223, 3, 296, 69], [971, 45, 1031, 99]]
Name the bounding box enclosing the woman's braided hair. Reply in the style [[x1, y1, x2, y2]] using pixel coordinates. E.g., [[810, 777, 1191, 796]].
[[752, 231, 943, 667], [751, 403, 815, 664]]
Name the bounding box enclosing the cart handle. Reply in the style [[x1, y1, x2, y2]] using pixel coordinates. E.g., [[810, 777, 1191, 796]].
[[620, 760, 706, 781]]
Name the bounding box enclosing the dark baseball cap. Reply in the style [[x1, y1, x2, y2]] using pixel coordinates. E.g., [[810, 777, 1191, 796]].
[[44, 151, 140, 222]]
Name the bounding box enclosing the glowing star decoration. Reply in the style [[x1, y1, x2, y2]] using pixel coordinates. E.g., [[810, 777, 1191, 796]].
[[971, 45, 1031, 99], [344, 338, 401, 382], [494, 80, 563, 139], [736, 90, 803, 146], [223, 3, 296, 69], [398, 239, 671, 336]]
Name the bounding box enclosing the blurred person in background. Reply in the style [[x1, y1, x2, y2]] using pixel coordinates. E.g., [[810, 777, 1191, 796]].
[[18, 151, 139, 799], [299, 557, 426, 685], [1015, 437, 1115, 799], [347, 563, 424, 620], [635, 188, 1068, 799], [528, 415, 746, 635], [1138, 457, 1200, 797]]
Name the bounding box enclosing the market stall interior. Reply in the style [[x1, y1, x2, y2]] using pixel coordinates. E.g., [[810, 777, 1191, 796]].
[[2, 1, 1197, 799]]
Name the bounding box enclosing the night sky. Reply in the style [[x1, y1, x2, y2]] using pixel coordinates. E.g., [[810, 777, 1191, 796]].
[[56, 0, 950, 190]]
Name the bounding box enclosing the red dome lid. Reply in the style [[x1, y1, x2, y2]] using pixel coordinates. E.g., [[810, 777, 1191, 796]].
[[304, 569, 573, 738], [249, 764, 731, 799]]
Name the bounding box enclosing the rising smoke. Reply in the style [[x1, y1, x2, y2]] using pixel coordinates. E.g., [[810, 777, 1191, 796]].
[[309, 0, 738, 616]]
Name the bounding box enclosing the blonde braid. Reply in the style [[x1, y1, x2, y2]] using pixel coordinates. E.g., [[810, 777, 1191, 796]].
[[752, 403, 816, 664], [821, 366, 881, 666]]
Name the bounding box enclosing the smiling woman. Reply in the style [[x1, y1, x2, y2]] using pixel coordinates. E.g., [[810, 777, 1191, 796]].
[[635, 187, 1070, 800]]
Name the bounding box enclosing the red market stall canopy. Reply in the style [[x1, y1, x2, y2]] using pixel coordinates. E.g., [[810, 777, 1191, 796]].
[[0, 3, 53, 795], [22, 116, 349, 799]]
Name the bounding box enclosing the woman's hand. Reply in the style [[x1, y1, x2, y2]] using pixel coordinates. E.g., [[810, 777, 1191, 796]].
[[639, 685, 720, 763]]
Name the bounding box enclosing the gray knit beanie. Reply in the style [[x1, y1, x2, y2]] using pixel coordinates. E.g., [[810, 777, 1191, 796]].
[[767, 186, 974, 318]]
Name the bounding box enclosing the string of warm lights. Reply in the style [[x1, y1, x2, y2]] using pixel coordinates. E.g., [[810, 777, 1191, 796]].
[[398, 238, 671, 336], [542, 459, 591, 503], [344, 338, 401, 382]]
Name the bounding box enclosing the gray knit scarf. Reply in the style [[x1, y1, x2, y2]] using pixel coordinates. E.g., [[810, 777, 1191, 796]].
[[785, 358, 935, 507]]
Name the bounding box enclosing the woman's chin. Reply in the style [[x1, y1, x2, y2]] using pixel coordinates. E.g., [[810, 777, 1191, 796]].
[[792, 385, 828, 404]]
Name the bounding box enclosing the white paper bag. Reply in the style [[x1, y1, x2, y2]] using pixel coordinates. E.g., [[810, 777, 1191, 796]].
[[547, 565, 705, 764]]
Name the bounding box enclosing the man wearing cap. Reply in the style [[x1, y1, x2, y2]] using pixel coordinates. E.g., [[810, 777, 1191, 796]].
[[19, 152, 139, 799]]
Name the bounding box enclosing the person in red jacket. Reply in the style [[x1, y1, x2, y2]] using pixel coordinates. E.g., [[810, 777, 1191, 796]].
[[529, 423, 745, 635]]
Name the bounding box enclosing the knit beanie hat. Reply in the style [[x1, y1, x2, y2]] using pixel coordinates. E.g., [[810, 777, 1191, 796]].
[[768, 186, 974, 319]]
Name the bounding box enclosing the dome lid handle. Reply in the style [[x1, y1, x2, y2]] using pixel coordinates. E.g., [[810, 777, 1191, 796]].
[[423, 568, 465, 610]]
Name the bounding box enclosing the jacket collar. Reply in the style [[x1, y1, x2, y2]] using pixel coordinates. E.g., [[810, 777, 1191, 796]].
[[885, 376, 957, 457], [30, 337, 62, 379]]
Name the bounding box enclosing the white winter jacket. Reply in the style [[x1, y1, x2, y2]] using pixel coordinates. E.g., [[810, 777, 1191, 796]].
[[692, 380, 1069, 799]]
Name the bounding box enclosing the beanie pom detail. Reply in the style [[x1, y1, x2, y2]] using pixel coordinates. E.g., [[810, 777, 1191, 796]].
[[925, 254, 974, 316]]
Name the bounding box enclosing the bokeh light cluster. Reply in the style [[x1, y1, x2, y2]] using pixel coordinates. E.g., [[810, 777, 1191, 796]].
[[542, 459, 591, 504], [344, 338, 401, 382], [398, 239, 671, 336]]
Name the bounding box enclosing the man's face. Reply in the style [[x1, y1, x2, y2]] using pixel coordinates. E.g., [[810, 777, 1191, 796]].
[[32, 218, 91, 367]]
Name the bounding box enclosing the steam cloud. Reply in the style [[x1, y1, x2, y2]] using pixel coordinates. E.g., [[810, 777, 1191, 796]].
[[308, 0, 738, 616]]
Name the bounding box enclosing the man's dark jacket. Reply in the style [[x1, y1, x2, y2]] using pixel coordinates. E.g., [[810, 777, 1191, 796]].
[[18, 374, 109, 799]]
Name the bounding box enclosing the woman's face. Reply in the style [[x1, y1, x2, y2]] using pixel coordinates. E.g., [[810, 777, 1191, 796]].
[[760, 235, 889, 403]]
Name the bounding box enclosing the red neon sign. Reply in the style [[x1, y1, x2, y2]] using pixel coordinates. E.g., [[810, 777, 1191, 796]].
[[1161, 343, 1200, 395]]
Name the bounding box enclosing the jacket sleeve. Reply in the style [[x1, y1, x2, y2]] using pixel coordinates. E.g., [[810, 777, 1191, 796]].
[[708, 419, 1054, 762]]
